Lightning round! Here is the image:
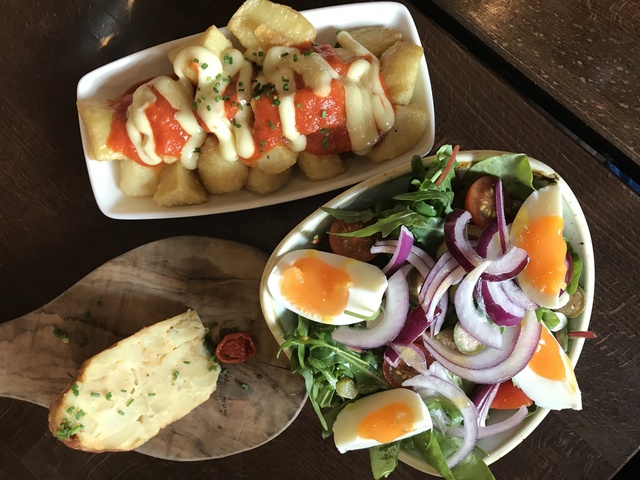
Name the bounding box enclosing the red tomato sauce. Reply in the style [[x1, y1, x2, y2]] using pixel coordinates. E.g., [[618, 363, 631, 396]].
[[215, 332, 257, 364], [107, 86, 190, 165], [107, 94, 143, 165], [294, 78, 351, 155]]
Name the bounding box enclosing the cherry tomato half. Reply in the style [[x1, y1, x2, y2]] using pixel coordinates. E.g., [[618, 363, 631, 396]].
[[328, 219, 379, 262], [490, 380, 533, 410], [215, 332, 256, 364], [464, 175, 498, 228], [383, 343, 435, 388]]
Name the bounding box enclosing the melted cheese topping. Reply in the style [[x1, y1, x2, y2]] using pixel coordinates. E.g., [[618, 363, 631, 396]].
[[123, 30, 395, 167]]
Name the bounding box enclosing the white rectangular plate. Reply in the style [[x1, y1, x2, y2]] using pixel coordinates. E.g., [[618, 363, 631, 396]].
[[77, 2, 435, 220]]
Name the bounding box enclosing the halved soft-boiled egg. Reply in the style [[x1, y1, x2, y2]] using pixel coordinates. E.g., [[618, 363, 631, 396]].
[[333, 388, 432, 452], [267, 249, 387, 325], [513, 322, 581, 410], [510, 183, 568, 309]]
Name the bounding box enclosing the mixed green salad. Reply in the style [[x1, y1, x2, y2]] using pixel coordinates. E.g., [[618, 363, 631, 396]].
[[273, 145, 590, 479]]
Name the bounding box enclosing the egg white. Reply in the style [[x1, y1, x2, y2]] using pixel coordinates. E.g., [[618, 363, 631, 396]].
[[267, 249, 388, 325], [513, 324, 581, 410], [333, 388, 432, 452], [510, 183, 566, 309]]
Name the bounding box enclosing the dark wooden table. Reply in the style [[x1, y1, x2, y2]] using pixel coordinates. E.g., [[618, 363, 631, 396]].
[[1, 1, 638, 479], [420, 0, 640, 185]]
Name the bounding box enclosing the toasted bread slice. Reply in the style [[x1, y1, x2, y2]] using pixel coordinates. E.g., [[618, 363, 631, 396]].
[[48, 310, 219, 452]]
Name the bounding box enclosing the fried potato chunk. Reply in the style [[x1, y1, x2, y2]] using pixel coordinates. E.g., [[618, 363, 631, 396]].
[[380, 41, 424, 105], [297, 152, 346, 181], [245, 166, 291, 194], [153, 162, 208, 206], [119, 159, 165, 197], [77, 101, 127, 161], [367, 104, 429, 162], [228, 0, 316, 49], [347, 26, 403, 57], [197, 136, 249, 194], [252, 145, 299, 175]]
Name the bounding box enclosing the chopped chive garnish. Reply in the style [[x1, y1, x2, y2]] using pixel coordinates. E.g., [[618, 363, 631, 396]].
[[126, 398, 134, 407], [148, 392, 156, 397], [193, 58, 199, 63], [69, 424, 83, 435], [117, 410, 125, 416], [106, 392, 113, 401], [272, 98, 281, 106], [90, 392, 100, 398], [303, 50, 313, 56], [208, 364, 217, 371], [75, 409, 86, 420], [201, 62, 208, 69], [53, 327, 69, 343], [280, 52, 289, 57], [183, 361, 191, 364], [66, 406, 75, 414], [206, 105, 211, 111], [321, 110, 327, 118], [173, 371, 180, 381], [293, 53, 298, 62], [268, 120, 276, 130], [71, 384, 79, 397], [193, 147, 201, 153]]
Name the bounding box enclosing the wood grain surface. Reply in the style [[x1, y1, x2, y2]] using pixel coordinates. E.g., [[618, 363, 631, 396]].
[[0, 236, 307, 461], [423, 0, 640, 175], [0, 0, 639, 479]]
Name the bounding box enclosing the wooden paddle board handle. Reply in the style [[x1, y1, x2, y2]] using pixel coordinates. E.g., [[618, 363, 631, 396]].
[[0, 312, 118, 408]]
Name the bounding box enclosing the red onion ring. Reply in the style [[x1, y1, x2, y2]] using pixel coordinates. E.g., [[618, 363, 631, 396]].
[[470, 383, 500, 427], [445, 209, 529, 281], [454, 261, 512, 349], [421, 323, 520, 370], [381, 225, 414, 276], [331, 267, 409, 349], [477, 279, 526, 327], [495, 178, 508, 253], [422, 310, 542, 384], [384, 306, 432, 366], [447, 405, 528, 440], [404, 374, 479, 468]]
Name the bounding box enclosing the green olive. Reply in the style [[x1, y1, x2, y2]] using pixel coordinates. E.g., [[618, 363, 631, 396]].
[[556, 286, 586, 318], [453, 322, 485, 355], [434, 328, 458, 351], [336, 377, 358, 400]]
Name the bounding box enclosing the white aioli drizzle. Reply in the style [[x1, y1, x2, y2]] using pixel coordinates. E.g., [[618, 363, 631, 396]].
[[125, 31, 395, 166]]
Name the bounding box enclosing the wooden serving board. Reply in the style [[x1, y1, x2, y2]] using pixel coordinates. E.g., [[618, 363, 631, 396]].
[[0, 236, 307, 461]]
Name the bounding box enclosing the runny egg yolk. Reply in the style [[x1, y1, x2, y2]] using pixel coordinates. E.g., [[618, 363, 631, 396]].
[[513, 215, 567, 295], [529, 324, 566, 381], [357, 402, 416, 443], [279, 256, 352, 319]]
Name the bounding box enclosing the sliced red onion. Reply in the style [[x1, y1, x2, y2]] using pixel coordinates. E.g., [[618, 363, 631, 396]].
[[382, 225, 414, 275], [500, 279, 538, 311], [371, 243, 434, 279], [390, 343, 430, 374], [384, 306, 432, 366], [425, 266, 465, 321], [430, 294, 448, 337], [447, 405, 528, 440], [470, 383, 500, 427], [444, 209, 482, 271], [494, 178, 508, 253], [404, 374, 479, 468], [418, 252, 457, 305], [331, 267, 409, 349], [475, 223, 501, 259], [478, 279, 526, 327], [454, 261, 512, 349], [421, 324, 520, 370], [445, 209, 529, 281], [423, 310, 542, 384]]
